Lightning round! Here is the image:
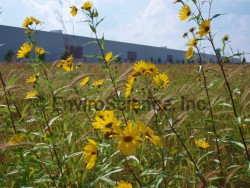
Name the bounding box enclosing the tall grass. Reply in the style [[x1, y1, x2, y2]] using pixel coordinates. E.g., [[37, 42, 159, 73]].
[[0, 0, 250, 187]]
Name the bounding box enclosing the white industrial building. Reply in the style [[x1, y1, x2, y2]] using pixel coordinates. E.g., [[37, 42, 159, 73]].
[[0, 25, 238, 63]]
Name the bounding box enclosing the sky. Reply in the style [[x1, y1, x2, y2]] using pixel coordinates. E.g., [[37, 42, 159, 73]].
[[0, 0, 250, 61]]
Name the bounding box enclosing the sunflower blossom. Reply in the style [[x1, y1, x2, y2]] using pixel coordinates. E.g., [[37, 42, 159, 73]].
[[133, 60, 158, 77], [82, 1, 93, 10], [22, 16, 43, 28], [70, 6, 78, 16], [138, 121, 163, 147], [57, 55, 74, 72], [144, 63, 159, 76], [93, 79, 104, 87], [130, 100, 140, 111], [197, 19, 210, 37], [114, 181, 133, 188], [125, 77, 135, 98], [25, 90, 38, 99], [188, 38, 198, 47], [133, 60, 147, 76], [17, 42, 32, 59], [105, 51, 113, 63], [92, 110, 121, 135], [194, 139, 210, 149], [84, 139, 97, 170], [80, 76, 90, 87], [26, 73, 39, 83], [153, 74, 170, 89], [179, 5, 191, 21], [185, 47, 194, 59], [116, 121, 142, 155], [35, 47, 45, 55]]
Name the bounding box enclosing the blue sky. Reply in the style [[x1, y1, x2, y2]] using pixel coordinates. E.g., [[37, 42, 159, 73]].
[[0, 0, 250, 60]]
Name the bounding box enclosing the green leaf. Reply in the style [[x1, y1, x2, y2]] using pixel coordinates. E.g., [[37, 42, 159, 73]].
[[6, 76, 18, 87], [153, 173, 166, 188], [99, 177, 116, 186], [100, 166, 123, 178], [174, 152, 186, 164], [211, 13, 226, 20], [229, 141, 245, 150], [34, 176, 52, 184], [89, 24, 96, 34], [218, 103, 232, 108], [215, 48, 222, 58], [192, 0, 197, 4], [140, 169, 160, 176], [49, 115, 61, 126], [82, 41, 98, 47], [0, 105, 16, 113], [96, 18, 105, 28], [198, 151, 215, 165], [122, 155, 139, 165], [100, 34, 105, 50], [7, 169, 26, 176], [66, 132, 73, 145], [62, 152, 83, 163]]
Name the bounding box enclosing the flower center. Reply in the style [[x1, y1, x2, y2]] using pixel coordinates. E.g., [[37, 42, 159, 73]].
[[124, 136, 133, 142], [205, 26, 210, 32], [105, 122, 113, 128]]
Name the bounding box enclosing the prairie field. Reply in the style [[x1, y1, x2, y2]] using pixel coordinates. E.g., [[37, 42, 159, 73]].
[[0, 62, 250, 187], [1, 0, 250, 187]]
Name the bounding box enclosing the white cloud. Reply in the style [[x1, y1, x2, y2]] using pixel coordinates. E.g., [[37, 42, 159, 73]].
[[97, 0, 186, 49]]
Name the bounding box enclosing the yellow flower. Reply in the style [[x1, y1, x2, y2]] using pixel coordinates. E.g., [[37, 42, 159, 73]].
[[133, 60, 158, 77], [179, 5, 191, 21], [25, 90, 38, 99], [144, 63, 159, 76], [22, 16, 42, 28], [114, 181, 133, 188], [153, 74, 170, 89], [70, 6, 78, 16], [185, 47, 194, 59], [116, 121, 142, 155], [93, 79, 104, 87], [188, 38, 198, 47], [26, 73, 39, 83], [130, 100, 140, 111], [92, 110, 121, 134], [35, 46, 45, 55], [133, 60, 147, 76], [82, 1, 93, 10], [242, 123, 248, 128], [8, 134, 25, 145], [105, 51, 113, 63], [125, 77, 135, 98], [194, 139, 210, 149], [80, 76, 90, 87], [84, 139, 97, 170], [17, 42, 32, 58], [197, 19, 210, 37], [58, 55, 74, 72], [128, 71, 139, 81], [138, 121, 163, 147]]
